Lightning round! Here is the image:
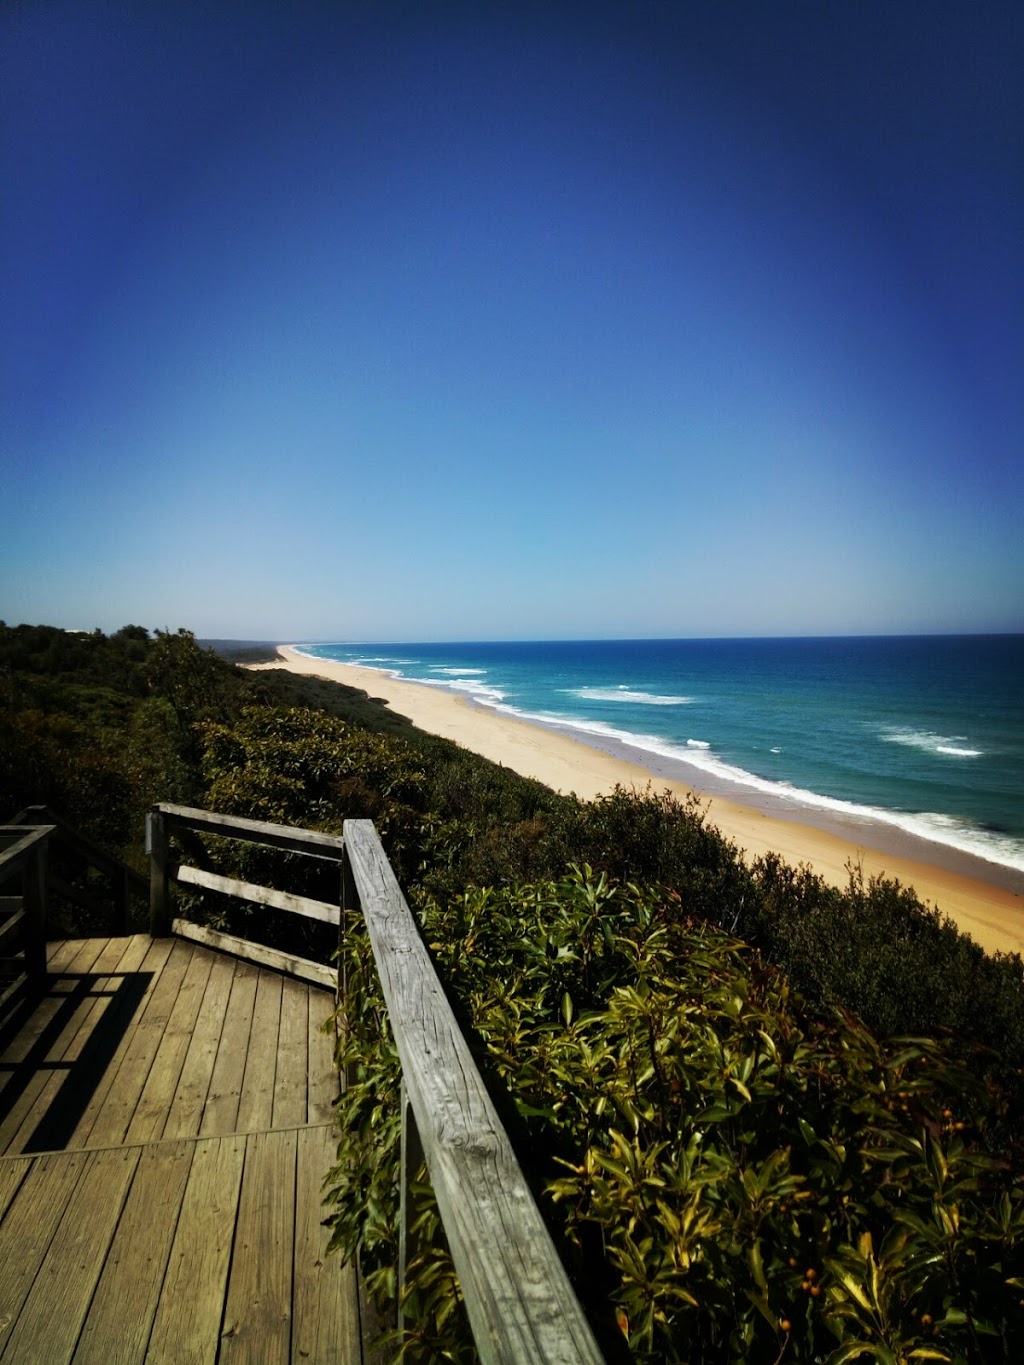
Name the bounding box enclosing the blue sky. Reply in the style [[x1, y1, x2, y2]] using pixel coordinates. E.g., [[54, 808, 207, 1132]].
[[3, 1, 1021, 641]]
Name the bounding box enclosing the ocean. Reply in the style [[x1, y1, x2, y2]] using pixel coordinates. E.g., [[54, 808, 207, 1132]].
[[294, 636, 1024, 888]]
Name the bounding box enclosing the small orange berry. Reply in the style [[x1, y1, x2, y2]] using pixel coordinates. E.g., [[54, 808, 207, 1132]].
[[801, 1280, 811, 1293], [788, 1257, 799, 1269], [921, 1314, 933, 1327], [805, 1268, 818, 1281], [780, 1319, 792, 1333], [810, 1285, 822, 1298]]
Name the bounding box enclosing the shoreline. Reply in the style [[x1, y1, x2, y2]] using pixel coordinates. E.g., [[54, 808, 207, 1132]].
[[251, 646, 1024, 957]]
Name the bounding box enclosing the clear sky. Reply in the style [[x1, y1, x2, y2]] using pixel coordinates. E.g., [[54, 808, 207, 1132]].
[[2, 1, 1021, 641]]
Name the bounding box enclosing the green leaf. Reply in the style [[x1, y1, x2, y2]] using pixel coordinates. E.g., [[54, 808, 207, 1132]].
[[747, 1239, 768, 1292], [834, 1269, 873, 1312], [825, 1342, 877, 1364]]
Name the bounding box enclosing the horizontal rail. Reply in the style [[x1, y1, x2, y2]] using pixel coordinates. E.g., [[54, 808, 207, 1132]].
[[9, 805, 148, 897], [175, 864, 340, 925], [171, 919, 336, 989], [0, 972, 30, 1020], [154, 803, 345, 860], [0, 909, 26, 955], [0, 827, 54, 882], [148, 807, 342, 986], [343, 818, 604, 1365]]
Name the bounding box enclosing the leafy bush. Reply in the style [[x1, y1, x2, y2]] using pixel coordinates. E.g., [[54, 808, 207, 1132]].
[[328, 871, 1024, 1363]]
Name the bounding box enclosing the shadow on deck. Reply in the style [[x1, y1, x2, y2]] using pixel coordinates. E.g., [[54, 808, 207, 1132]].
[[0, 970, 153, 1154], [0, 934, 382, 1364]]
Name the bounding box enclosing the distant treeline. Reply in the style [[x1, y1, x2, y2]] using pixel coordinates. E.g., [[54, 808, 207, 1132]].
[[198, 639, 281, 665]]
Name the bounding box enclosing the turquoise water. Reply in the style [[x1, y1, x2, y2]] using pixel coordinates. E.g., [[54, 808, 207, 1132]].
[[296, 636, 1024, 879]]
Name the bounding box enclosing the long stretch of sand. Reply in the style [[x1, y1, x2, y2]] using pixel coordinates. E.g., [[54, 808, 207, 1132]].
[[251, 647, 1024, 957]]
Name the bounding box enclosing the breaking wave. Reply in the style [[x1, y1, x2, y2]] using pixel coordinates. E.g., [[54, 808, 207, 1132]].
[[881, 727, 983, 758], [569, 686, 694, 706]]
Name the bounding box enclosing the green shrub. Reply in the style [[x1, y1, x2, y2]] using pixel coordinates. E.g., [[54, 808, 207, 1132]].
[[328, 870, 1024, 1363]]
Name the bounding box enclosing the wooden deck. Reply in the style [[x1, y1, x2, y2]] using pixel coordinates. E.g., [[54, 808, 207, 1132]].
[[0, 934, 373, 1363]]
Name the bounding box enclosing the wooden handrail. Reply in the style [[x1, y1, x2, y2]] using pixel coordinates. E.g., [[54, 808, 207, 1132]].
[[343, 818, 605, 1365]]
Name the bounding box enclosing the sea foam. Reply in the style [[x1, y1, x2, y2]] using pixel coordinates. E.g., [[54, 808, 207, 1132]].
[[420, 676, 507, 705], [881, 727, 983, 758], [569, 686, 694, 706], [491, 706, 1024, 876]]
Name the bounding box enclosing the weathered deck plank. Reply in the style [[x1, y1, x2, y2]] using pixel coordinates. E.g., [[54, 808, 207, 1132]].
[[161, 951, 236, 1139], [294, 1122, 361, 1364], [0, 1153, 30, 1222], [0, 1150, 89, 1355], [71, 1139, 196, 1365], [273, 978, 309, 1129], [46, 937, 89, 967], [235, 969, 281, 1134], [0, 1145, 139, 1363], [145, 1133, 247, 1363], [124, 947, 214, 1145], [220, 1128, 296, 1363], [200, 961, 259, 1137], [307, 991, 339, 1126]]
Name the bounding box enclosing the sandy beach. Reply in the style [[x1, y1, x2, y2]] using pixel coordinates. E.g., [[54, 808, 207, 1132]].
[[251, 647, 1024, 957]]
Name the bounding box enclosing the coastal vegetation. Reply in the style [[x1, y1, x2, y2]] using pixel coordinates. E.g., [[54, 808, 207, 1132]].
[[2, 621, 1022, 1361]]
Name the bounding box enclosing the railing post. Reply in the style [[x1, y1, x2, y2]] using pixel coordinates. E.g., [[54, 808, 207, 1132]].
[[398, 1079, 424, 1326], [22, 830, 49, 982], [339, 841, 352, 1007], [147, 808, 171, 936], [338, 840, 358, 1093]]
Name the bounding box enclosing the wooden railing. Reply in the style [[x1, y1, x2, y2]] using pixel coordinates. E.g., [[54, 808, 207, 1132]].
[[8, 804, 148, 934], [343, 819, 605, 1364], [0, 823, 52, 1026], [146, 802, 605, 1365], [146, 802, 341, 989]]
